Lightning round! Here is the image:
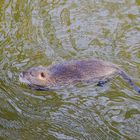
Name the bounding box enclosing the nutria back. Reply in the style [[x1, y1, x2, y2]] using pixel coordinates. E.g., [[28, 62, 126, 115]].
[[49, 59, 118, 83]]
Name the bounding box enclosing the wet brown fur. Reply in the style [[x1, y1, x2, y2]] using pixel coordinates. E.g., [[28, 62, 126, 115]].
[[19, 59, 119, 88]]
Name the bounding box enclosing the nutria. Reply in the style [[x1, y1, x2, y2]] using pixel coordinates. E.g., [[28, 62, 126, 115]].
[[19, 59, 140, 93]]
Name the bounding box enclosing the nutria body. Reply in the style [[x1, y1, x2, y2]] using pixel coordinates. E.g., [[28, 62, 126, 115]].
[[19, 59, 140, 93]]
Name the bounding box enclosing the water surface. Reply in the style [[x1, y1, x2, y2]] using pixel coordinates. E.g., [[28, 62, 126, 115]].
[[0, 0, 140, 139]]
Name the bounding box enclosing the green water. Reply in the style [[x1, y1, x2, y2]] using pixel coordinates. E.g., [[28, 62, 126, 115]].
[[0, 0, 140, 139]]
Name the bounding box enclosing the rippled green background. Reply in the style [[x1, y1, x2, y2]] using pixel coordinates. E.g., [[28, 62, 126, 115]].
[[0, 0, 140, 139]]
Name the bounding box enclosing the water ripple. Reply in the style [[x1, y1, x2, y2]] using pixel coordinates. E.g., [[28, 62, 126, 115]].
[[0, 0, 140, 139]]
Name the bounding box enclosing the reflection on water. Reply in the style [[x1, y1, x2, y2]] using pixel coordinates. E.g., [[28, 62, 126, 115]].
[[0, 0, 140, 139]]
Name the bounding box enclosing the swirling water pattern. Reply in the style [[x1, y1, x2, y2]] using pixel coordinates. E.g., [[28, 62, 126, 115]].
[[0, 0, 140, 139]]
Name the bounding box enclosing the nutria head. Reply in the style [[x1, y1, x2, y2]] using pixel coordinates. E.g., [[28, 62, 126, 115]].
[[19, 66, 55, 90]]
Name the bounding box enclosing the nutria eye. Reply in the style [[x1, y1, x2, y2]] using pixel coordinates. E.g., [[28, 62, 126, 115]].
[[40, 72, 45, 78]]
